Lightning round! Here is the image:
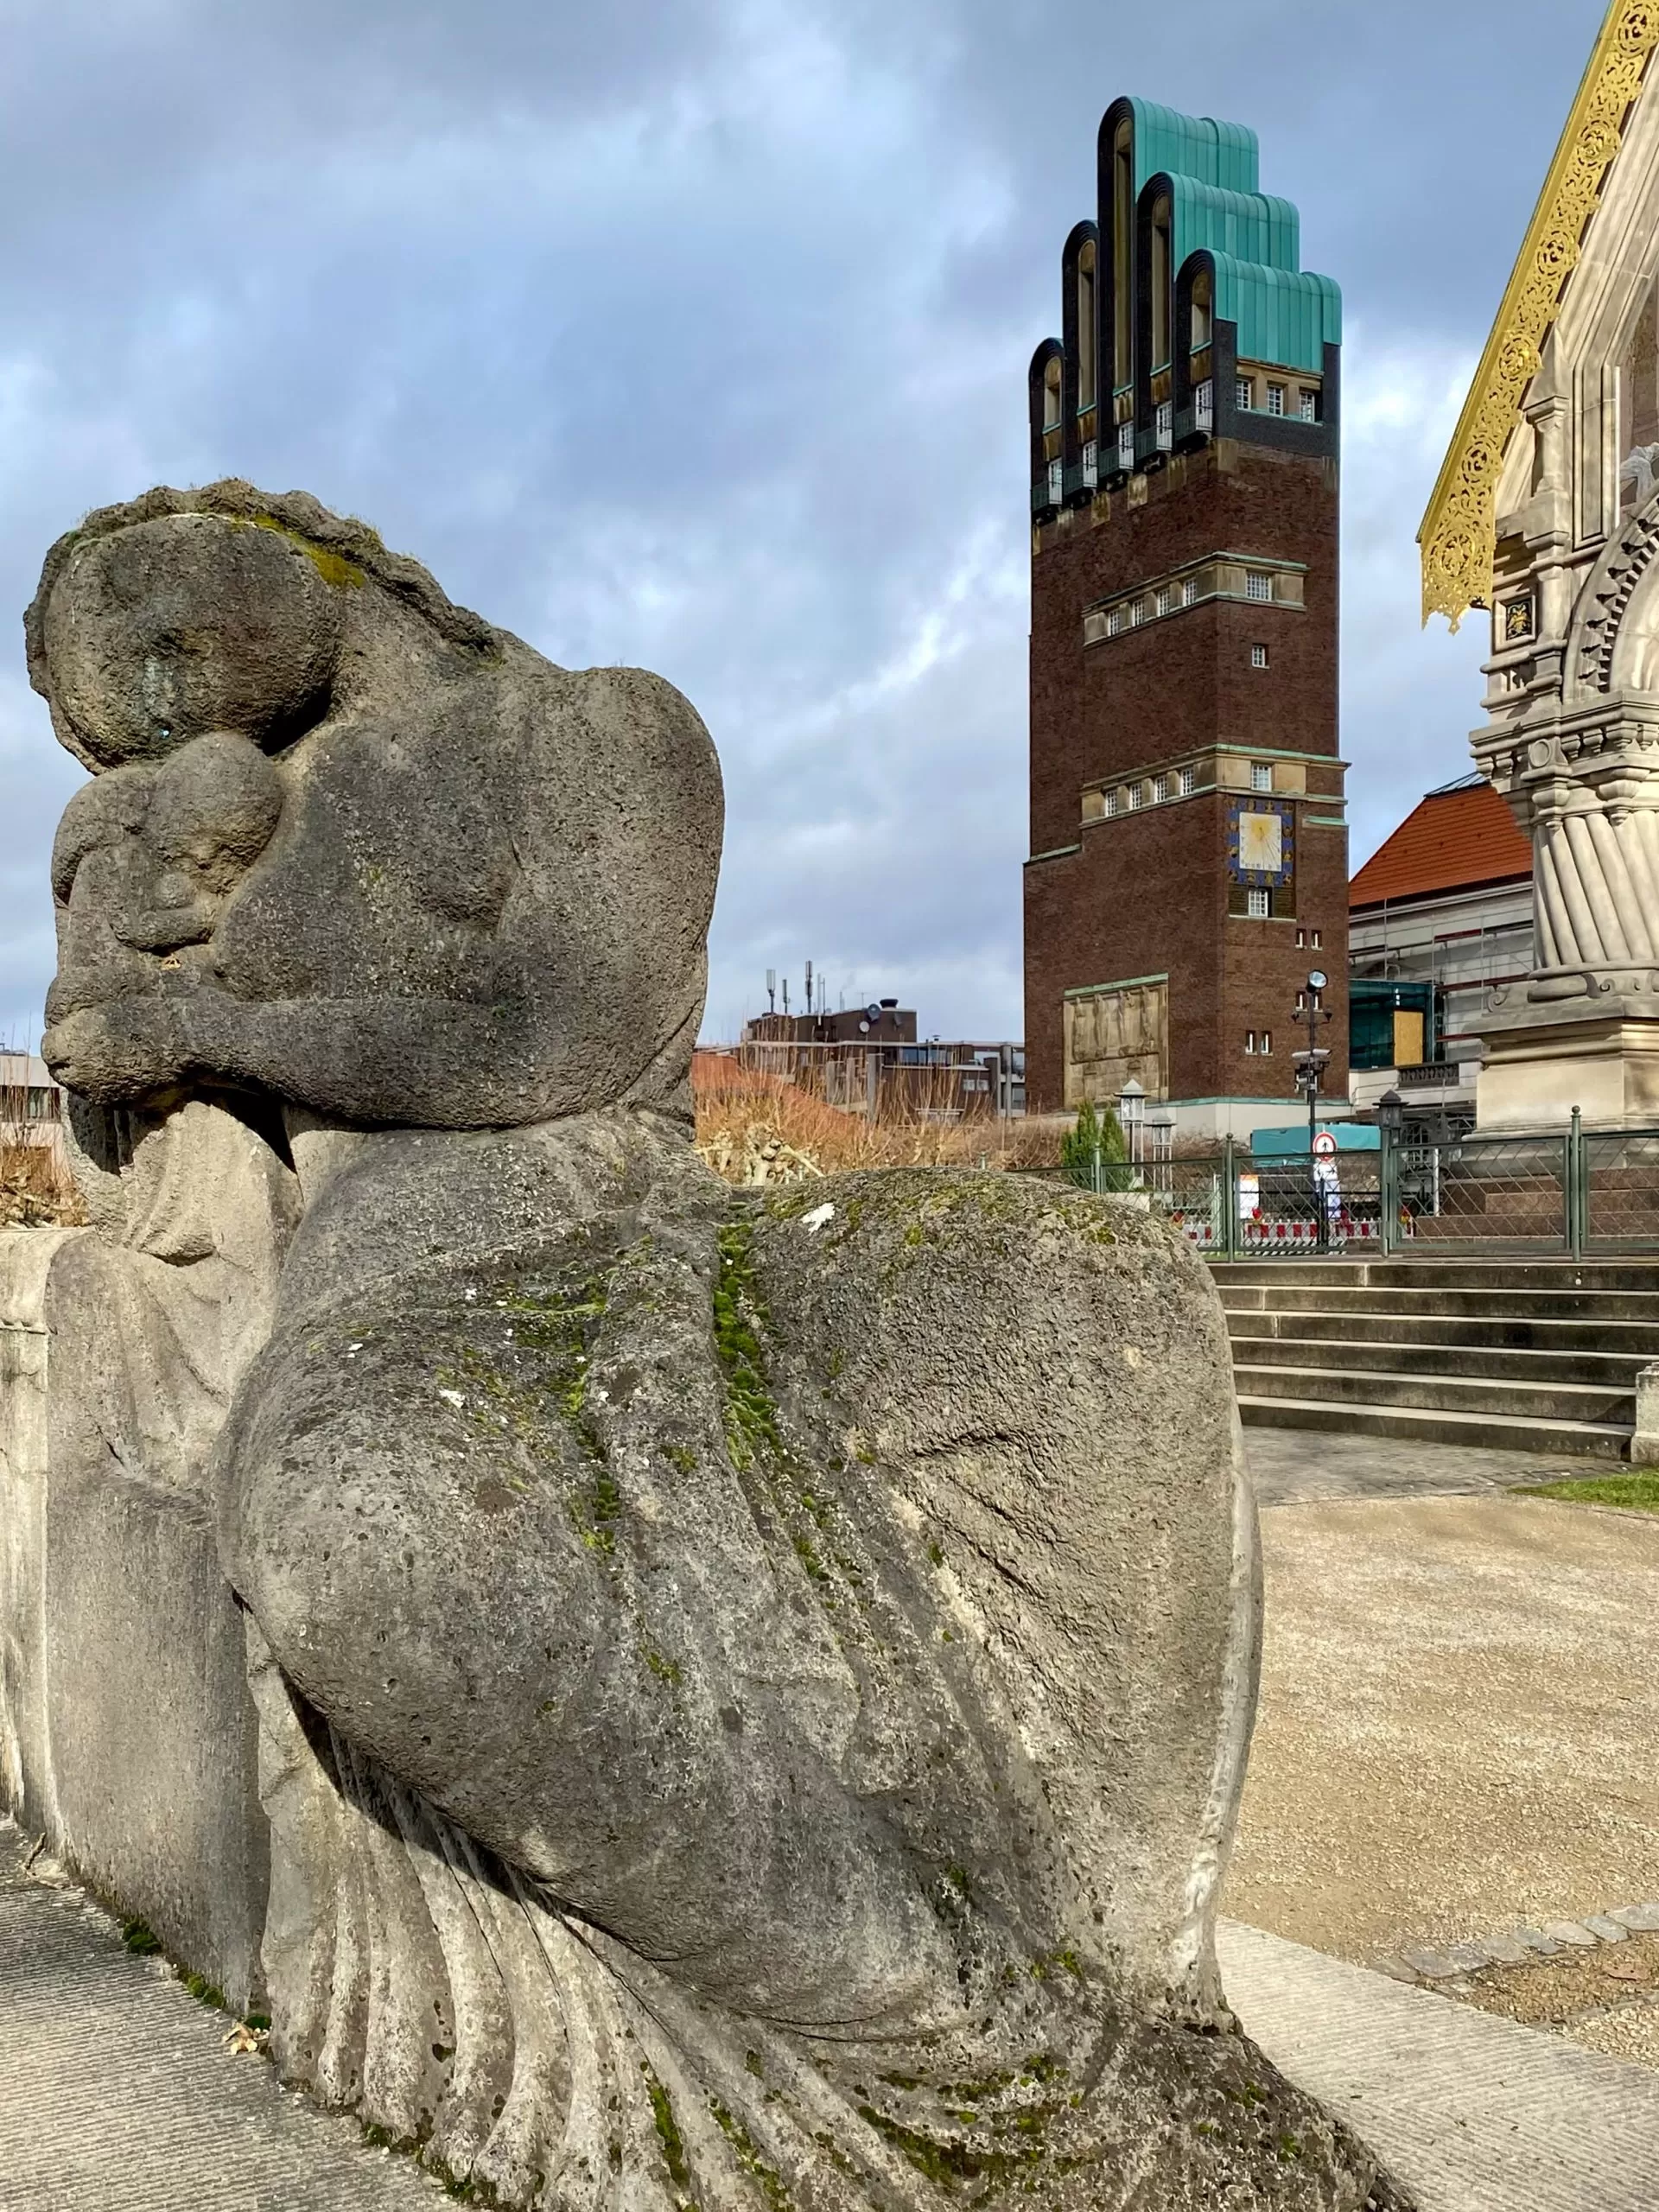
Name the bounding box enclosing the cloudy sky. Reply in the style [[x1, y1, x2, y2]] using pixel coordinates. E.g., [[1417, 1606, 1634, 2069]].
[[0, 0, 1610, 1046]]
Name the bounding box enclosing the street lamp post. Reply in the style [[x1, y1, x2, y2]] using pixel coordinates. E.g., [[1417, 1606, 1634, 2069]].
[[1294, 969, 1332, 1250]]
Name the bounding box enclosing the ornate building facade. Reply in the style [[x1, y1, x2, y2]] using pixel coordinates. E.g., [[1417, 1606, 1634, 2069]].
[[1421, 3, 1659, 1127], [1023, 98, 1346, 1131]]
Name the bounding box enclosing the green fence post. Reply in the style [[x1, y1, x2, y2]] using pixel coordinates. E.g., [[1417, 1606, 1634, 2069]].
[[1223, 1133, 1238, 1263], [1567, 1105, 1586, 1261]]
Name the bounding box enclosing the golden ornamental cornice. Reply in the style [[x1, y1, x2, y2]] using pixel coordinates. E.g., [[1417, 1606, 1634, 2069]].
[[1419, 1, 1659, 632]]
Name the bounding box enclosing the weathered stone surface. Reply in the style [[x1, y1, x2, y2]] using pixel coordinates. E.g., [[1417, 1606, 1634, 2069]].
[[4, 484, 1410, 2210], [1543, 1921, 1600, 1948], [1585, 1916, 1630, 1943], [1401, 1948, 1463, 1981], [1476, 1933, 1533, 1966]]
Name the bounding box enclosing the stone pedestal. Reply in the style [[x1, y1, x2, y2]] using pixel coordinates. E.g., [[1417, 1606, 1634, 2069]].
[[1476, 997, 1659, 1130]]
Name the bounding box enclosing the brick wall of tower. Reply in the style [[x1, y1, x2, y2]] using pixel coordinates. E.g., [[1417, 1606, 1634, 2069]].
[[1024, 437, 1349, 1114]]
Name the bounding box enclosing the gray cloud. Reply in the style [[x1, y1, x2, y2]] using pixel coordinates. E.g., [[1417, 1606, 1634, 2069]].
[[0, 0, 1605, 1043]]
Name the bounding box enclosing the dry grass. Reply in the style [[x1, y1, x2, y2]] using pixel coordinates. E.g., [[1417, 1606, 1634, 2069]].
[[692, 1059, 1065, 1185], [0, 1137, 85, 1227]]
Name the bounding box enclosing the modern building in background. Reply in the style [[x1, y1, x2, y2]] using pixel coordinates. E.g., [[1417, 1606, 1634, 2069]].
[[1023, 96, 1347, 1139], [1347, 775, 1535, 1121]]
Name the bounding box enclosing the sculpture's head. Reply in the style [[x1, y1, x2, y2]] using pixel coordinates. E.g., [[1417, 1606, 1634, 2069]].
[[27, 505, 352, 771]]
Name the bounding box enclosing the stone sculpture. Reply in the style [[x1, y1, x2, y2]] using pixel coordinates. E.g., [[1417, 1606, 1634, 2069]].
[[1, 482, 1407, 2210]]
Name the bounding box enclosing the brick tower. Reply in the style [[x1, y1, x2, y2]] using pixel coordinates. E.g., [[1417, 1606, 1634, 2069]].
[[1023, 97, 1348, 1135]]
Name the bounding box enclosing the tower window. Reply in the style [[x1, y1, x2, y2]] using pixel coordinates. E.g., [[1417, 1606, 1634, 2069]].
[[1251, 644, 1269, 669], [1310, 929, 1322, 949], [1247, 887, 1270, 918], [1259, 1029, 1273, 1055], [1250, 761, 1273, 792], [1128, 783, 1144, 810], [1244, 1031, 1255, 1056], [1077, 242, 1097, 412], [1299, 389, 1318, 423], [1191, 269, 1212, 352], [1043, 355, 1062, 433], [1113, 120, 1133, 392], [1236, 376, 1253, 410], [1128, 598, 1145, 627], [1151, 194, 1173, 371], [1182, 575, 1198, 607], [1178, 764, 1196, 796], [1153, 772, 1171, 803], [1155, 585, 1173, 618], [1246, 570, 1273, 602], [1266, 383, 1286, 417], [1108, 605, 1125, 637], [1103, 788, 1119, 817]]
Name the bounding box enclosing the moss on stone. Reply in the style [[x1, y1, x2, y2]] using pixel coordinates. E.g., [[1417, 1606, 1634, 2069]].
[[247, 511, 365, 588], [642, 2061, 695, 2200], [714, 1221, 781, 1471], [709, 2098, 791, 2212]]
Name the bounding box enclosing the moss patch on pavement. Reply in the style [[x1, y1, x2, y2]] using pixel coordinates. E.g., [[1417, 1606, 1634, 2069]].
[[1517, 1470, 1659, 1515]]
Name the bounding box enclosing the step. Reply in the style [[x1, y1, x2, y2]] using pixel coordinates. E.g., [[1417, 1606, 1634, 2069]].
[[1235, 1395, 1631, 1459], [1232, 1362, 1636, 1426], [1219, 1284, 1659, 1321], [1234, 1335, 1652, 1389], [1224, 1307, 1659, 1356]]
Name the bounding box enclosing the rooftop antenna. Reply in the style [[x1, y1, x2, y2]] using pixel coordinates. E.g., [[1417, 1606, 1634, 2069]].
[[781, 976, 791, 1015], [804, 960, 814, 1015], [766, 969, 776, 1014]]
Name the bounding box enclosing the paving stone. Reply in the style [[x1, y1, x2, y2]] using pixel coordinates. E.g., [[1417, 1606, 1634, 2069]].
[[1544, 1921, 1601, 1948], [1516, 1928, 1562, 1955], [1402, 1945, 1464, 1980], [1477, 1933, 1533, 1965], [1445, 1941, 1493, 1973], [1610, 1904, 1659, 1933], [1374, 1955, 1421, 1984], [1585, 1916, 1630, 1943]]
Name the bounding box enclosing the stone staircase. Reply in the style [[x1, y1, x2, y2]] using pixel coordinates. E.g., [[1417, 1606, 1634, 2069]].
[[1216, 1259, 1659, 1459]]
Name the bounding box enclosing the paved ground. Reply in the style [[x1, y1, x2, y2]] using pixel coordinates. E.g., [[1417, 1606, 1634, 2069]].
[[1218, 1918, 1659, 2212], [0, 1822, 442, 2211], [1243, 1424, 1618, 1507], [1231, 1431, 1659, 2077]]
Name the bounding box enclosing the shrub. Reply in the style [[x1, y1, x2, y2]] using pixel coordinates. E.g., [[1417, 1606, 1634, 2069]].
[[1059, 1098, 1129, 1192]]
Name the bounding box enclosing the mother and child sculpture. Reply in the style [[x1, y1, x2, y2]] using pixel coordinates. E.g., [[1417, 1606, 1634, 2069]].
[[0, 480, 1406, 2209]]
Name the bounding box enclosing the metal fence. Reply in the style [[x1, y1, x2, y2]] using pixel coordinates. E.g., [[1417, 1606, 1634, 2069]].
[[1067, 1109, 1659, 1259]]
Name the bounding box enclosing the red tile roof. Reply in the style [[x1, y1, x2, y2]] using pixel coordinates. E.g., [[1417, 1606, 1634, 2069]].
[[1351, 776, 1533, 910]]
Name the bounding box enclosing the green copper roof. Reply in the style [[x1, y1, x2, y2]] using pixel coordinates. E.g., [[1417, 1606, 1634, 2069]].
[[1211, 257, 1342, 369], [1122, 96, 1340, 374], [1124, 99, 1259, 197]]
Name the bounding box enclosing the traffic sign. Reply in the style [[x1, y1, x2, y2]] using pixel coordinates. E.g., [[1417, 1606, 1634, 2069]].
[[1312, 1130, 1338, 1160]]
